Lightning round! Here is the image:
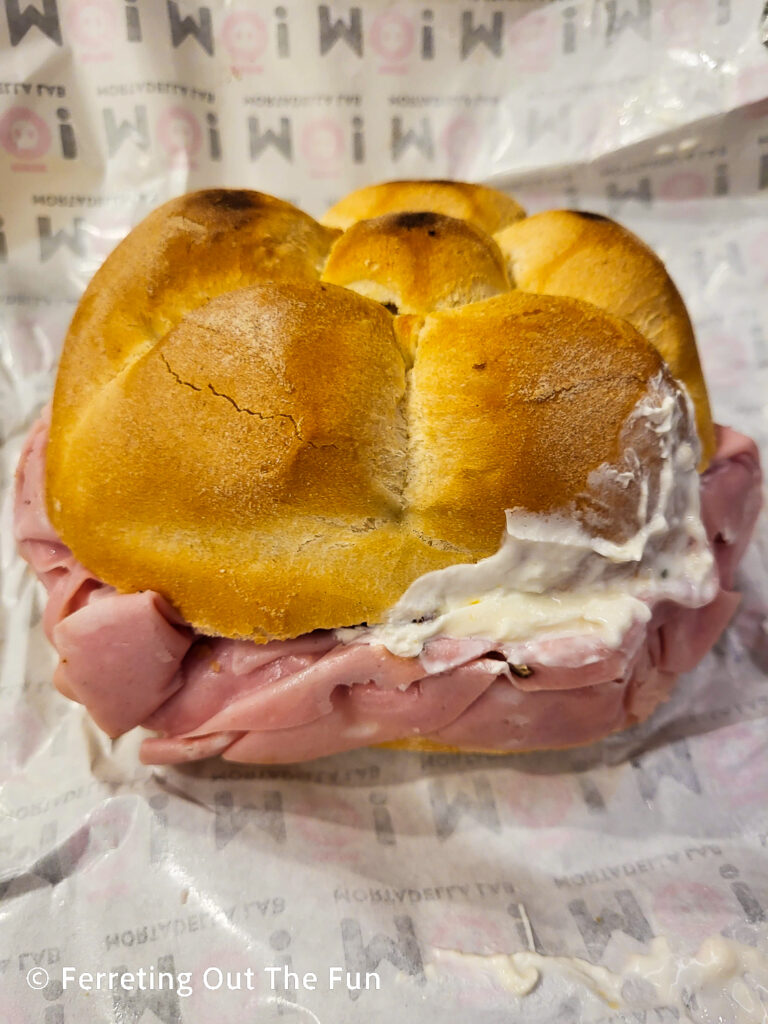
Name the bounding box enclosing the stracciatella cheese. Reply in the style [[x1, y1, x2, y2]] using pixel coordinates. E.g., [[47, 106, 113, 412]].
[[429, 935, 768, 1022], [337, 374, 717, 663]]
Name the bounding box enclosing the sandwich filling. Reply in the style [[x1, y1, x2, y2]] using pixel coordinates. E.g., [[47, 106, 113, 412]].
[[14, 399, 762, 764]]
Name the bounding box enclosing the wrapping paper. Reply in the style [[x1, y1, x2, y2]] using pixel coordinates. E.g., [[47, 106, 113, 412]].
[[1, 1, 768, 1020]]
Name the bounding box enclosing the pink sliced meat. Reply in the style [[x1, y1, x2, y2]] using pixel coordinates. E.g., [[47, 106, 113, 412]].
[[14, 407, 58, 552], [52, 591, 193, 737], [420, 628, 645, 686], [144, 730, 247, 764], [653, 589, 742, 676], [143, 643, 322, 736], [143, 658, 509, 765], [13, 416, 763, 764], [429, 677, 631, 751], [228, 632, 338, 675], [700, 427, 763, 589], [188, 643, 427, 734]]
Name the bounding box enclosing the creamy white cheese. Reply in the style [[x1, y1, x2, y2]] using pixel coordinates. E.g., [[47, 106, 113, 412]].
[[337, 374, 717, 662], [428, 935, 768, 1023]]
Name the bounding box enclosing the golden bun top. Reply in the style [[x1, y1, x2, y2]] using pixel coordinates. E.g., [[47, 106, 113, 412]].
[[321, 179, 526, 234], [322, 210, 511, 314], [494, 210, 715, 464], [46, 181, 715, 641]]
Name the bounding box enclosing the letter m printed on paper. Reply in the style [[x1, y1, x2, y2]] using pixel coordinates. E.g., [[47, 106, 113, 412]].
[[112, 955, 182, 1024], [569, 889, 652, 960], [37, 217, 87, 261], [214, 790, 286, 849], [429, 776, 501, 839], [166, 0, 214, 55], [603, 0, 651, 42], [4, 0, 62, 46], [631, 739, 701, 802], [318, 5, 363, 55], [460, 11, 502, 57], [340, 915, 425, 1000]]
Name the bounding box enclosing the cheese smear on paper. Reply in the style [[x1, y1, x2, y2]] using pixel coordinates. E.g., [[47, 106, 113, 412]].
[[429, 934, 768, 1022]]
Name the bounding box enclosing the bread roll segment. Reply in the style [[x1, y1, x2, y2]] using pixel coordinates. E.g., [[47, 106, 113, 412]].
[[494, 210, 716, 466], [406, 292, 666, 554], [48, 279, 463, 639], [45, 182, 716, 642], [322, 210, 510, 314], [322, 179, 527, 234], [47, 189, 339, 490]]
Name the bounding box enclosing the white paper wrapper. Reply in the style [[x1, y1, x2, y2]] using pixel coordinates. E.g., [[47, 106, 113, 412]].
[[1, 2, 768, 1020]]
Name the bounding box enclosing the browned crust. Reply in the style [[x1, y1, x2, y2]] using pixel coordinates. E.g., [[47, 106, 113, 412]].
[[48, 189, 340, 480], [494, 210, 716, 467], [321, 179, 527, 234], [406, 292, 667, 554], [322, 210, 510, 314]]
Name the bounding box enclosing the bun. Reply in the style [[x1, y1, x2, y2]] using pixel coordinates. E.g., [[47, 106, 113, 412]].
[[322, 210, 510, 313], [494, 210, 716, 467], [48, 189, 339, 439], [321, 179, 526, 234], [46, 183, 714, 642]]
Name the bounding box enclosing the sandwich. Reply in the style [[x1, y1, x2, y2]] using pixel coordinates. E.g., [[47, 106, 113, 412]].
[[14, 180, 762, 764]]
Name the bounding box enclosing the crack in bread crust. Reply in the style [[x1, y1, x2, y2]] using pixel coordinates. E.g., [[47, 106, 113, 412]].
[[160, 352, 306, 439]]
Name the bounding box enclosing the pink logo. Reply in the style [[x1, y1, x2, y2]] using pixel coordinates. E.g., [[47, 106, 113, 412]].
[[0, 706, 46, 774], [511, 186, 559, 211], [291, 795, 362, 864], [370, 10, 415, 72], [0, 107, 50, 170], [65, 0, 118, 60], [507, 11, 556, 73], [657, 170, 710, 221], [662, 0, 708, 42], [156, 107, 203, 168], [426, 910, 511, 952], [75, 801, 140, 902], [440, 115, 480, 177], [300, 117, 344, 178], [497, 773, 574, 828], [697, 722, 768, 808], [8, 311, 61, 376], [81, 210, 132, 263], [221, 12, 268, 74], [735, 65, 768, 119], [425, 911, 526, 1012], [698, 330, 749, 387], [575, 100, 606, 155], [745, 231, 768, 287], [658, 171, 707, 201], [653, 881, 735, 943]]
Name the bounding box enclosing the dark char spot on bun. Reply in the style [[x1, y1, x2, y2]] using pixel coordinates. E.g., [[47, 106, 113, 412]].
[[403, 179, 458, 187], [392, 211, 442, 230], [570, 210, 610, 222], [207, 189, 262, 211]]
